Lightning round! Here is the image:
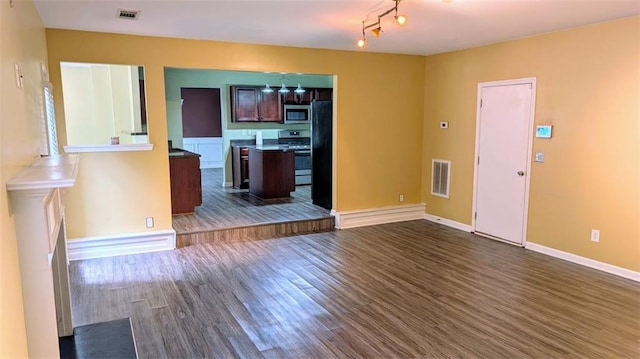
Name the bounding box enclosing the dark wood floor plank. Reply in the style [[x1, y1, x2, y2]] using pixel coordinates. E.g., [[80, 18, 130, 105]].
[[70, 220, 640, 358]]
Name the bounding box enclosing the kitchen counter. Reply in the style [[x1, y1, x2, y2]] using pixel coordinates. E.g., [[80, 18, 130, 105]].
[[168, 148, 201, 158]]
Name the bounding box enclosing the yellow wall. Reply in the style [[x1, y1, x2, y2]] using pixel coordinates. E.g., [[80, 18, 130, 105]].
[[0, 0, 49, 356], [423, 16, 640, 271], [45, 30, 426, 239]]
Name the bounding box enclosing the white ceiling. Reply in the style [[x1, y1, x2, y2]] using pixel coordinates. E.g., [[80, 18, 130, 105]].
[[34, 0, 640, 56]]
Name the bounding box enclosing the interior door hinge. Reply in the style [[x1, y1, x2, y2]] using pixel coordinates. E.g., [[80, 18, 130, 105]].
[[477, 156, 480, 165], [480, 99, 483, 108], [474, 212, 477, 220]]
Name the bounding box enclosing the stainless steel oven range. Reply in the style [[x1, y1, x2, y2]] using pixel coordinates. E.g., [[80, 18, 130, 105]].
[[278, 130, 311, 185]]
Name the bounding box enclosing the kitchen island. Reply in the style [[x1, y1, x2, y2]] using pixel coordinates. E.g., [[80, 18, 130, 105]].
[[248, 146, 295, 199]]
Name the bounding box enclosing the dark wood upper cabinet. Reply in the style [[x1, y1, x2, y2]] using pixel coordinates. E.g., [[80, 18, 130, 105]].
[[282, 89, 313, 104], [258, 90, 282, 122], [230, 85, 332, 122], [282, 87, 333, 104], [231, 86, 282, 122], [313, 88, 333, 101]]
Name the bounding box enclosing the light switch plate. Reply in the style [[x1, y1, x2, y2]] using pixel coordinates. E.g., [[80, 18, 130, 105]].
[[14, 63, 23, 89], [534, 152, 544, 162]]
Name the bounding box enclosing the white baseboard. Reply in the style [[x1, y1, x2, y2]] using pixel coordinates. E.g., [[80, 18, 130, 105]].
[[526, 242, 640, 282], [222, 181, 233, 187], [331, 204, 426, 229], [67, 229, 176, 261], [424, 213, 473, 232]]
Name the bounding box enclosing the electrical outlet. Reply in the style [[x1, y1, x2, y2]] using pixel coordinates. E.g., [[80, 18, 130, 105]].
[[591, 229, 600, 243], [146, 217, 154, 228], [399, 194, 404, 202]]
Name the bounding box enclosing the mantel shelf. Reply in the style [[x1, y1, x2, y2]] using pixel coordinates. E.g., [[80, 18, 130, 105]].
[[6, 154, 80, 191], [63, 143, 154, 153]]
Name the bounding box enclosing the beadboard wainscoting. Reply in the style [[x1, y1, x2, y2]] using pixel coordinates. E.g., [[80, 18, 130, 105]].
[[67, 230, 176, 261], [331, 204, 426, 229], [183, 137, 224, 169]]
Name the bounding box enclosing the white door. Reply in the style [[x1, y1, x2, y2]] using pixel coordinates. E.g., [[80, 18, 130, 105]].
[[473, 79, 535, 245]]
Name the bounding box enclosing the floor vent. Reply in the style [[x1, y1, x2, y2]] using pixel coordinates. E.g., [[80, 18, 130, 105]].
[[117, 9, 140, 20], [431, 159, 451, 198]]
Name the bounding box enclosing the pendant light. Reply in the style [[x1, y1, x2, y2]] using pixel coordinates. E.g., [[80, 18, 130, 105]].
[[294, 83, 305, 94], [278, 83, 290, 94], [262, 83, 274, 93]]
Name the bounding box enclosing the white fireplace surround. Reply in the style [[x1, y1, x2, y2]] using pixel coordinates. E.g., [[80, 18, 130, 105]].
[[7, 154, 79, 358]]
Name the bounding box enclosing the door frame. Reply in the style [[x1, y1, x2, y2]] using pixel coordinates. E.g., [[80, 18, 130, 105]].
[[471, 77, 537, 246]]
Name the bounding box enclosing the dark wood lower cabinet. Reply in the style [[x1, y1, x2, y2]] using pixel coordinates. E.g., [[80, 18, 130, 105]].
[[248, 148, 295, 199], [232, 146, 250, 189], [169, 152, 202, 214]]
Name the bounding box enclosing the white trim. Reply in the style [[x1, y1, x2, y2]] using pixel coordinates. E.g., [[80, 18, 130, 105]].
[[475, 231, 524, 247], [423, 213, 472, 232], [472, 77, 537, 247], [63, 143, 154, 153], [332, 204, 426, 229], [526, 242, 640, 282], [67, 229, 176, 261], [222, 181, 233, 187]]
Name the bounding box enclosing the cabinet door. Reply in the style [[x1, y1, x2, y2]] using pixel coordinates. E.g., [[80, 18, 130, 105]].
[[231, 86, 259, 122], [259, 90, 282, 122], [283, 89, 312, 104]]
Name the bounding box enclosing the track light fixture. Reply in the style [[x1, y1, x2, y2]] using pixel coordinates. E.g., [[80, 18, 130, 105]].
[[356, 0, 407, 49]]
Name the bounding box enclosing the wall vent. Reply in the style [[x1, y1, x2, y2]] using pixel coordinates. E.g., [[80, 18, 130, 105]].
[[431, 159, 451, 198], [117, 9, 140, 20]]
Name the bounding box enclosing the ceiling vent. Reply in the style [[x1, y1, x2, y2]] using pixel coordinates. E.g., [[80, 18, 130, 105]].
[[117, 9, 140, 20]]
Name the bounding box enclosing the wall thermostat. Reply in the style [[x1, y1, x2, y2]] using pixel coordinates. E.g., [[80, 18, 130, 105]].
[[536, 125, 552, 138]]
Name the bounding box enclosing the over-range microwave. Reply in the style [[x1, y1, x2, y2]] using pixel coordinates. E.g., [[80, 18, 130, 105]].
[[283, 104, 311, 124]]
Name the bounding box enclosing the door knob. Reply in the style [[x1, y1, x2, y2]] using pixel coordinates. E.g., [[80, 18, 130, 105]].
[[517, 171, 525, 176]]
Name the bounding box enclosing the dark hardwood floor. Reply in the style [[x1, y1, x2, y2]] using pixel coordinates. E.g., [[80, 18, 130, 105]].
[[70, 220, 640, 358], [172, 168, 331, 235]]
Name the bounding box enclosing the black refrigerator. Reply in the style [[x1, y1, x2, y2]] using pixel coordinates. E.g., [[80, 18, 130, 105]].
[[311, 100, 332, 210]]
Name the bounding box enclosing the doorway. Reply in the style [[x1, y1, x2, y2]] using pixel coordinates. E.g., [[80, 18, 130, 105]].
[[180, 87, 224, 168], [472, 78, 536, 246], [165, 68, 335, 235]]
